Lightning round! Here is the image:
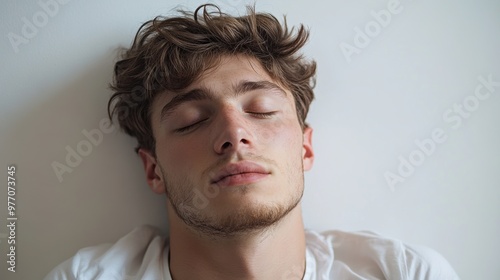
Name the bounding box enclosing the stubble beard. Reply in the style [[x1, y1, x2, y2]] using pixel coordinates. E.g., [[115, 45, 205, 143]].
[[159, 154, 304, 238]]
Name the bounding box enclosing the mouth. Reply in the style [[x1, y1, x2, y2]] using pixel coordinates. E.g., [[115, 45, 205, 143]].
[[211, 161, 270, 187]]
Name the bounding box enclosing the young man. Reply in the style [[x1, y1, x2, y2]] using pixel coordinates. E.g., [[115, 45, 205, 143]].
[[46, 4, 459, 279]]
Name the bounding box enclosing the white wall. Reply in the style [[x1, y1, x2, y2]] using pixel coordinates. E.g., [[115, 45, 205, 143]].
[[1, 0, 499, 279]]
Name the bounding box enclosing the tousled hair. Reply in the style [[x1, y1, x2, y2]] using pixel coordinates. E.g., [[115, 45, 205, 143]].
[[108, 4, 316, 154]]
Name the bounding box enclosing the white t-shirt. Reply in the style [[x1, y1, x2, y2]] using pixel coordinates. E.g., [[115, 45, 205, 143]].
[[44, 226, 460, 280]]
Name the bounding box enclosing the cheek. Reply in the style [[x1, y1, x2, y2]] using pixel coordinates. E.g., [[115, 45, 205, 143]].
[[160, 137, 207, 173], [258, 119, 302, 151]]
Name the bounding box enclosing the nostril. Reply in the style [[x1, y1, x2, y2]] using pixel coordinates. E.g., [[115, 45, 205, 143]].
[[221, 142, 232, 150]]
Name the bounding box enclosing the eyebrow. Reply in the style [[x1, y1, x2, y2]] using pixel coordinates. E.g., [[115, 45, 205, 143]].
[[234, 80, 287, 96], [159, 80, 287, 122]]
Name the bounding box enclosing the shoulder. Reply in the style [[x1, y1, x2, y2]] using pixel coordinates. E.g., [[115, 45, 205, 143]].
[[44, 225, 167, 280], [305, 229, 460, 280]]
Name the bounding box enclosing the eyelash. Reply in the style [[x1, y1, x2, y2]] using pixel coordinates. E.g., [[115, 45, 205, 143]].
[[250, 112, 276, 119], [174, 112, 276, 133], [175, 119, 207, 133]]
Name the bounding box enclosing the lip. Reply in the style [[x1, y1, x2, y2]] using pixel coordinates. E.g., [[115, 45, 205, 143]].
[[211, 161, 270, 187]]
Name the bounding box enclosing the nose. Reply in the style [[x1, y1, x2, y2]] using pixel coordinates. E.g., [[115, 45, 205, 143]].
[[213, 107, 254, 155]]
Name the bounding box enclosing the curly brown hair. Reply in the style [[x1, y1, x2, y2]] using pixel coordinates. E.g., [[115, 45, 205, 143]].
[[108, 4, 316, 155]]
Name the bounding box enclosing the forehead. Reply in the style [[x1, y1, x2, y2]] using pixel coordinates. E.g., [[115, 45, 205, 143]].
[[195, 55, 273, 83]]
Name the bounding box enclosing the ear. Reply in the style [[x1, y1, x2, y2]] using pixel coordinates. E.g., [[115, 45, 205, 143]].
[[302, 126, 314, 171], [138, 148, 166, 194]]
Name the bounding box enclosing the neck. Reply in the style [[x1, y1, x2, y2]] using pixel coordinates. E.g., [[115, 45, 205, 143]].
[[167, 204, 306, 280]]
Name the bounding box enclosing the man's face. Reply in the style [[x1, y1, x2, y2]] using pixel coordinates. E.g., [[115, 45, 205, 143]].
[[140, 55, 314, 236]]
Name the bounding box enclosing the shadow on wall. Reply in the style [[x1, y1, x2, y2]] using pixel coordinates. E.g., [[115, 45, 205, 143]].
[[2, 49, 169, 280]]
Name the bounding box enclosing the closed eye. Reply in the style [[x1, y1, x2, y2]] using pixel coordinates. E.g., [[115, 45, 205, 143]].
[[174, 119, 208, 133], [249, 112, 277, 119]]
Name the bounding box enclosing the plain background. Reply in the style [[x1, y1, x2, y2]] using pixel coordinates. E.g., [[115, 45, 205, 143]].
[[1, 0, 499, 279]]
